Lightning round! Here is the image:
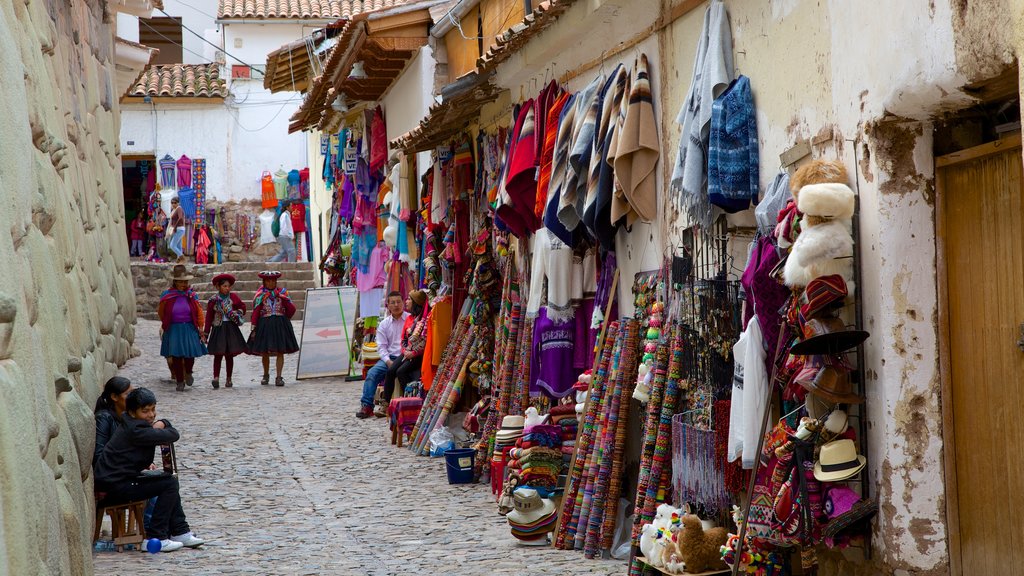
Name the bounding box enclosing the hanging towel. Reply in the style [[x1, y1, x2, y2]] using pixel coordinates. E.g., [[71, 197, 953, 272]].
[[708, 75, 759, 213], [560, 75, 603, 232], [176, 155, 192, 189], [611, 54, 660, 225], [670, 1, 735, 229]]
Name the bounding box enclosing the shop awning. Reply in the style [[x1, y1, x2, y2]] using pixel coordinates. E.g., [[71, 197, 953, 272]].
[[287, 1, 442, 133], [263, 28, 335, 93], [390, 0, 576, 152]]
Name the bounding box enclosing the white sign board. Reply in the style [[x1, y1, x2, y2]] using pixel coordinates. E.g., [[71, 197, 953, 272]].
[[295, 287, 359, 380]]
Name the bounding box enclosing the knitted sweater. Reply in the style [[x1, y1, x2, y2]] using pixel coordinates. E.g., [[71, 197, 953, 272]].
[[708, 75, 759, 212]]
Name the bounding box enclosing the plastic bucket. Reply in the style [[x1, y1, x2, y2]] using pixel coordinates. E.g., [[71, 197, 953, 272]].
[[444, 448, 476, 484]]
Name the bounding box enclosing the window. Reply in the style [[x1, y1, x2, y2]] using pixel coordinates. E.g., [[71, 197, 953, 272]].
[[139, 17, 183, 64]]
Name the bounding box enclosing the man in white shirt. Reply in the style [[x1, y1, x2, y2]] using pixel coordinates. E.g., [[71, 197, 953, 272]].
[[357, 291, 410, 418], [268, 202, 296, 262]]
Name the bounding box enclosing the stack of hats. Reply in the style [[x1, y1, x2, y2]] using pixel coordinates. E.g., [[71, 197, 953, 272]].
[[507, 488, 557, 545], [549, 404, 578, 474], [509, 424, 563, 489], [491, 416, 526, 494], [495, 415, 526, 448]]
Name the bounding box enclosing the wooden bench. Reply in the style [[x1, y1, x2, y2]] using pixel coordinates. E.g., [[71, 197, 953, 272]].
[[94, 500, 148, 552]]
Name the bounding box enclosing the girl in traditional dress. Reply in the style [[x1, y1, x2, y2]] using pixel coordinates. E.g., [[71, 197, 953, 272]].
[[158, 265, 207, 392], [203, 273, 247, 389], [249, 270, 299, 386]]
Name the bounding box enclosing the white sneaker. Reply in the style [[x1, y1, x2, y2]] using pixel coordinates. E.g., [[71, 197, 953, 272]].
[[170, 532, 205, 548], [159, 539, 184, 552]]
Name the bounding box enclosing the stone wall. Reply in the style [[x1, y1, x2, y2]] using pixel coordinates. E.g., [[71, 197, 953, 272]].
[[0, 2, 135, 575]]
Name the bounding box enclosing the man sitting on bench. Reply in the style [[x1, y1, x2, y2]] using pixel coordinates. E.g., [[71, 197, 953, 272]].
[[94, 387, 204, 552]]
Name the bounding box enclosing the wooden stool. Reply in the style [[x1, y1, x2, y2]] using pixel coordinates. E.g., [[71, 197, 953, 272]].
[[388, 397, 423, 448], [94, 500, 147, 552]]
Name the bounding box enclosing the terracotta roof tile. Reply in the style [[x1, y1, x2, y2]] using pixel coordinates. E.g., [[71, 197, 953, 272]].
[[129, 64, 230, 98], [217, 0, 407, 20]]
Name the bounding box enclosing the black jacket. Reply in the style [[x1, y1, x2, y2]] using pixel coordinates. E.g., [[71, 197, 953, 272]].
[[94, 415, 179, 485], [93, 409, 123, 466]]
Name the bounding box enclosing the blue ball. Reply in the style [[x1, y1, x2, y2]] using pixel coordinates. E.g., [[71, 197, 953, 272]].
[[147, 538, 162, 554]]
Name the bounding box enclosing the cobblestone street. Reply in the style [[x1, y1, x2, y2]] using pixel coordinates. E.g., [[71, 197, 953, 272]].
[[92, 319, 623, 575]]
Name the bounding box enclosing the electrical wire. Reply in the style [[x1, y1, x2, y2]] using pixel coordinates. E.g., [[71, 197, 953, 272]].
[[140, 18, 208, 61], [169, 0, 219, 20], [156, 7, 260, 70]]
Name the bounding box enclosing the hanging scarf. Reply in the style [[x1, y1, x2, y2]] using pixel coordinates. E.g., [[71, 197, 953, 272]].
[[253, 286, 289, 311]]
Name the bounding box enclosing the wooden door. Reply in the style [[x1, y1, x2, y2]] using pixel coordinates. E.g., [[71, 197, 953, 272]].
[[938, 133, 1024, 576]]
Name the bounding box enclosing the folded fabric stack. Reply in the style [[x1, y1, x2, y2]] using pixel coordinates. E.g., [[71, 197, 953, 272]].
[[511, 424, 562, 489], [549, 404, 579, 474]]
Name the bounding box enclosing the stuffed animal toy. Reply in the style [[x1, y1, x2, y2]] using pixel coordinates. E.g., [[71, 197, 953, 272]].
[[524, 407, 546, 428], [632, 363, 653, 403], [676, 514, 729, 573], [639, 522, 659, 562], [783, 159, 857, 294], [662, 525, 686, 573], [650, 530, 671, 568]]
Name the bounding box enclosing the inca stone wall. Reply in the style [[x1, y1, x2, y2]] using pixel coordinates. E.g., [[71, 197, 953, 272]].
[[0, 2, 135, 575]]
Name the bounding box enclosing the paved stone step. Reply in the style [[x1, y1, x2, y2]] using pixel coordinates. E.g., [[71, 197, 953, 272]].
[[193, 280, 316, 293]]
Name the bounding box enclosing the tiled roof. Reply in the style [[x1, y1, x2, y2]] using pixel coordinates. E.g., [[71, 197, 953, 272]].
[[217, 0, 407, 19], [128, 64, 230, 98]]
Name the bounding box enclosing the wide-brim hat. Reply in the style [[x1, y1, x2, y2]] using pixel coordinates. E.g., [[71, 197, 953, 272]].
[[814, 438, 867, 482], [169, 264, 194, 282], [823, 498, 878, 539], [801, 275, 848, 320], [507, 488, 556, 525], [790, 317, 869, 356], [258, 270, 283, 280], [211, 273, 236, 286], [797, 360, 864, 405]]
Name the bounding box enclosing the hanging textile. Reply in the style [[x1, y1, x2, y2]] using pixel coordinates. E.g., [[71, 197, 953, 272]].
[[610, 54, 659, 225], [559, 75, 603, 233], [670, 0, 735, 229], [287, 169, 301, 200], [370, 107, 387, 174], [176, 155, 192, 188], [583, 64, 628, 250], [273, 169, 288, 200], [177, 188, 197, 220], [192, 159, 207, 225], [159, 154, 176, 189], [708, 75, 759, 212], [299, 167, 310, 199]]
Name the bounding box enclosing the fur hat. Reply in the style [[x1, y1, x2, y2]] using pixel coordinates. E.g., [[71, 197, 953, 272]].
[[783, 220, 855, 290], [790, 160, 849, 196], [798, 183, 856, 219]]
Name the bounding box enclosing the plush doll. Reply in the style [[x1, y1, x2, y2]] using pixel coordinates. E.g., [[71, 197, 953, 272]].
[[633, 363, 653, 403], [639, 522, 659, 562], [783, 159, 857, 294], [676, 514, 729, 573], [662, 525, 686, 573], [524, 407, 546, 428]]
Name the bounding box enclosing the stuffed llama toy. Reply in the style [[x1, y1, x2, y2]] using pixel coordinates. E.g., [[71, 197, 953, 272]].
[[782, 160, 857, 294], [676, 514, 729, 573]]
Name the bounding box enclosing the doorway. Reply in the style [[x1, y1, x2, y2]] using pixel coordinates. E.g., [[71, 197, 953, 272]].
[[937, 131, 1024, 575], [122, 155, 155, 256]]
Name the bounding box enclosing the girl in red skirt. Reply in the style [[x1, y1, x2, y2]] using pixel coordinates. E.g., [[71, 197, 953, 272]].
[[249, 270, 299, 386], [204, 273, 247, 389]]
